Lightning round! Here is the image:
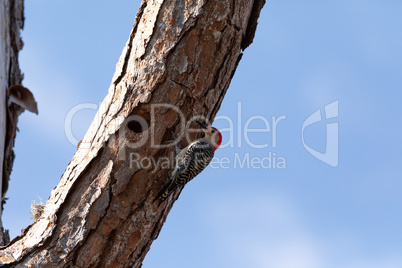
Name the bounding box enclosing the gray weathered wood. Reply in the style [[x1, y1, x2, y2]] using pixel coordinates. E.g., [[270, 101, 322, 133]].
[[0, 0, 9, 245], [0, 0, 25, 247]]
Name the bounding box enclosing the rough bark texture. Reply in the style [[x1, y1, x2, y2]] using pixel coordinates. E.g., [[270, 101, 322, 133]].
[[0, 0, 25, 246], [0, 0, 265, 266]]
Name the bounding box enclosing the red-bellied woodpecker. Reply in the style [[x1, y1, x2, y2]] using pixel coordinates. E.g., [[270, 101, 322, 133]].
[[154, 121, 222, 204]]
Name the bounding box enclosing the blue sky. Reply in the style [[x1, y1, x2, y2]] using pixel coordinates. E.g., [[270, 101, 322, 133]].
[[3, 0, 402, 267]]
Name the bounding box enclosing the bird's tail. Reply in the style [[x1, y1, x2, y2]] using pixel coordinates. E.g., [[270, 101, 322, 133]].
[[153, 180, 175, 205]]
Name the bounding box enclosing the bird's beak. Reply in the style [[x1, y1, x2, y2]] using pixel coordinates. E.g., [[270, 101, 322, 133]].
[[196, 120, 208, 130]]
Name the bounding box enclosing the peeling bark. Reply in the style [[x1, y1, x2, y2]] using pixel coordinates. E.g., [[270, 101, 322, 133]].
[[0, 0, 265, 266]]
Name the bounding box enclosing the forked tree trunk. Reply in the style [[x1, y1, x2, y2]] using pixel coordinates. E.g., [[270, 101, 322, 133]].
[[0, 0, 265, 267]]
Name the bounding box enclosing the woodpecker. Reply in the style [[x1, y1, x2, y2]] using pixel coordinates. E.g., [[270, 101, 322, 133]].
[[154, 121, 222, 204]]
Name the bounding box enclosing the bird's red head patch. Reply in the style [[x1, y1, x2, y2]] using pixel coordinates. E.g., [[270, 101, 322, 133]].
[[208, 126, 222, 150]]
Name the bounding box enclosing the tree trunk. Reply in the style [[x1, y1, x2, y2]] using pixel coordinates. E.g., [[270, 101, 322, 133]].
[[0, 0, 25, 247], [0, 0, 265, 267]]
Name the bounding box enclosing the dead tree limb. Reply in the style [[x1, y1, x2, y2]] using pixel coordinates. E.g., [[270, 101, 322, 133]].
[[0, 0, 265, 266], [0, 0, 25, 247]]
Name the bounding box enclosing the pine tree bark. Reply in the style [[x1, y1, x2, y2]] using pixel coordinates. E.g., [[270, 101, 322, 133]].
[[0, 0, 265, 266]]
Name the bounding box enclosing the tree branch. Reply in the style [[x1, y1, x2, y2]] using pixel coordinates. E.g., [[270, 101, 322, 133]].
[[0, 0, 265, 266], [0, 0, 25, 247]]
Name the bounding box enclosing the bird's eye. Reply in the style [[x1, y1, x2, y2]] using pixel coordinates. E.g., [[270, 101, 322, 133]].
[[211, 130, 215, 134]]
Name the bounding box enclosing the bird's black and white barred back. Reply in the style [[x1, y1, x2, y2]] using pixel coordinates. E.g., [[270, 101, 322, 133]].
[[174, 140, 214, 185], [154, 121, 222, 205]]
